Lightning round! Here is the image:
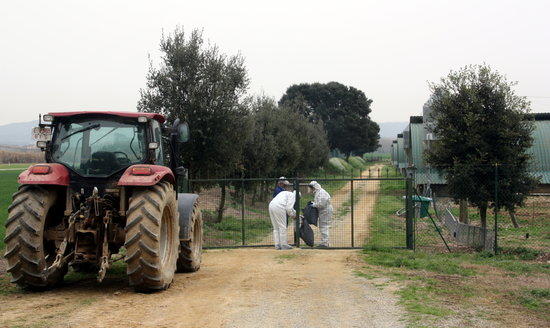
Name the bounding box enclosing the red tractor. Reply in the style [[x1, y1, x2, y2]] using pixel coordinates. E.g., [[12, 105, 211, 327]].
[[4, 111, 203, 292]]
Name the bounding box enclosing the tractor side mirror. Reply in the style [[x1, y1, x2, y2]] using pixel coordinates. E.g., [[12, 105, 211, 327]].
[[172, 119, 189, 143]]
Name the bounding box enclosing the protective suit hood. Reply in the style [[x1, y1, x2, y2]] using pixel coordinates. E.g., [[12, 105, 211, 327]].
[[309, 181, 322, 191]]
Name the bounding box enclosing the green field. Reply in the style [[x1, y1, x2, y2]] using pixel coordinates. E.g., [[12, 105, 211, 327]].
[[0, 163, 33, 170], [0, 170, 24, 250]]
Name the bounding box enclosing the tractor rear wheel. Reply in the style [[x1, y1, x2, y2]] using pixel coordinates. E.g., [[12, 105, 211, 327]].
[[176, 202, 203, 272], [124, 182, 179, 292], [3, 185, 67, 289]]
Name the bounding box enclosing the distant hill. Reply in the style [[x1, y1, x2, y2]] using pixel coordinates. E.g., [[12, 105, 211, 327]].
[[378, 121, 408, 138], [0, 120, 37, 146]]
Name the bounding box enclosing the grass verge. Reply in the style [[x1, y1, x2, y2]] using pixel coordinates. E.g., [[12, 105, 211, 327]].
[[360, 248, 550, 327], [202, 209, 272, 245], [361, 164, 549, 327]]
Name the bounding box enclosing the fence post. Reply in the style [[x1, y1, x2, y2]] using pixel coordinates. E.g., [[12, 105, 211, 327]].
[[294, 179, 301, 247], [405, 175, 414, 250], [351, 179, 355, 248], [239, 177, 245, 246], [494, 164, 499, 254]]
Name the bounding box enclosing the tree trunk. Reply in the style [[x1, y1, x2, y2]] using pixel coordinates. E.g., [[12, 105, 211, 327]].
[[459, 199, 469, 224], [251, 185, 257, 205], [509, 210, 520, 228], [261, 182, 269, 202], [216, 183, 226, 223], [479, 203, 487, 230]]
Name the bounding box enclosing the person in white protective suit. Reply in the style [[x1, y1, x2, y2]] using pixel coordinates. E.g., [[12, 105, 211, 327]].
[[268, 187, 297, 250], [308, 181, 333, 247]]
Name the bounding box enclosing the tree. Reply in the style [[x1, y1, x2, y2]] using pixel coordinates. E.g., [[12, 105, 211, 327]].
[[138, 27, 250, 222], [242, 96, 330, 202], [425, 64, 537, 230], [279, 82, 380, 157]]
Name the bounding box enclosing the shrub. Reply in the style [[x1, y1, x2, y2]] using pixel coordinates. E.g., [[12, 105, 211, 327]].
[[328, 157, 346, 173], [337, 158, 353, 172], [348, 156, 367, 169]]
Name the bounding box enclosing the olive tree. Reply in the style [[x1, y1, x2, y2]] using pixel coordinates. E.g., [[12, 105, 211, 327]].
[[425, 64, 537, 230], [138, 27, 250, 222]]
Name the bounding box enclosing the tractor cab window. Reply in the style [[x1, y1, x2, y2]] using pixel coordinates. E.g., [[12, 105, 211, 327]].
[[51, 118, 147, 177]]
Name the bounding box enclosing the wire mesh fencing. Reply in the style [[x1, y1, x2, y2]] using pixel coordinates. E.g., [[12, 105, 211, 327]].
[[408, 165, 550, 255], [189, 174, 412, 249]]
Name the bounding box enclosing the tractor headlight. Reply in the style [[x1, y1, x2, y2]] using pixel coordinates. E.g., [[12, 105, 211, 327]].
[[138, 116, 148, 123], [43, 114, 53, 122], [36, 141, 47, 148]]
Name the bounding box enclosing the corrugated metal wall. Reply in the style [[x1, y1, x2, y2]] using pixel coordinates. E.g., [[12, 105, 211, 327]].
[[528, 120, 550, 184]]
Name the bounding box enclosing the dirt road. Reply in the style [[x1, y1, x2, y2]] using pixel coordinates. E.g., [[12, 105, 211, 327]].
[[0, 249, 403, 328], [327, 165, 383, 247]]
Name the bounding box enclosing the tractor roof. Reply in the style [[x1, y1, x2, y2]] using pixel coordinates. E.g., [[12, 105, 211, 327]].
[[48, 111, 166, 123]]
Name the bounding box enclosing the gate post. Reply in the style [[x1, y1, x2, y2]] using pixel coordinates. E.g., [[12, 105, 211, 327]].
[[351, 179, 355, 248], [294, 179, 301, 247], [494, 164, 499, 254], [405, 176, 414, 250], [241, 177, 245, 246]]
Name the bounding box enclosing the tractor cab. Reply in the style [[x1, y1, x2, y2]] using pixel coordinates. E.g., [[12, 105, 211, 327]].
[[32, 111, 188, 195]]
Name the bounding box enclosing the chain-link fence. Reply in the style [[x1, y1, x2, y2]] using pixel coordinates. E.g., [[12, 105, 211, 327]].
[[411, 165, 550, 255], [7, 163, 546, 254], [188, 172, 411, 249]]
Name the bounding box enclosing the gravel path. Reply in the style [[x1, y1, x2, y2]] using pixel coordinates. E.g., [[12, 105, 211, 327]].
[[0, 249, 404, 328]]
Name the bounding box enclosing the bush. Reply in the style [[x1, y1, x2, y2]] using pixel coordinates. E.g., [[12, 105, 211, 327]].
[[328, 157, 346, 173], [348, 156, 367, 169], [337, 158, 353, 172]]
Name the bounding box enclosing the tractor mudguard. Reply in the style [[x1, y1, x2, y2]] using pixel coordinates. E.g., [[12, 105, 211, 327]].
[[18, 163, 70, 186], [118, 164, 175, 187], [177, 193, 199, 240]]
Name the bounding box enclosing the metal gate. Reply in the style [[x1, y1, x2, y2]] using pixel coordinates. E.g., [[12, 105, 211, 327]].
[[188, 176, 413, 249]]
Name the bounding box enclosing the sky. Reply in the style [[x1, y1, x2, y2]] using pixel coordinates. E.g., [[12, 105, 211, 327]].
[[1, 0, 549, 126]]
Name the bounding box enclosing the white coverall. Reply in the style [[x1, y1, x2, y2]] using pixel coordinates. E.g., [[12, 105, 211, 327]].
[[268, 190, 296, 248], [310, 181, 333, 246]]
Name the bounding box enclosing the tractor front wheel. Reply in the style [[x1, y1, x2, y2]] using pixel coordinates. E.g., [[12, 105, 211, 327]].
[[124, 182, 179, 292]]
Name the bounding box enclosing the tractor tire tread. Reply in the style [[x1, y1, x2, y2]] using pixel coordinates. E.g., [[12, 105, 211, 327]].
[[124, 181, 179, 292], [4, 185, 67, 289], [176, 202, 203, 273]]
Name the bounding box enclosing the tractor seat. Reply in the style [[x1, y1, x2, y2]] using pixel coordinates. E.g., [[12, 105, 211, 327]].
[[88, 151, 120, 175]]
